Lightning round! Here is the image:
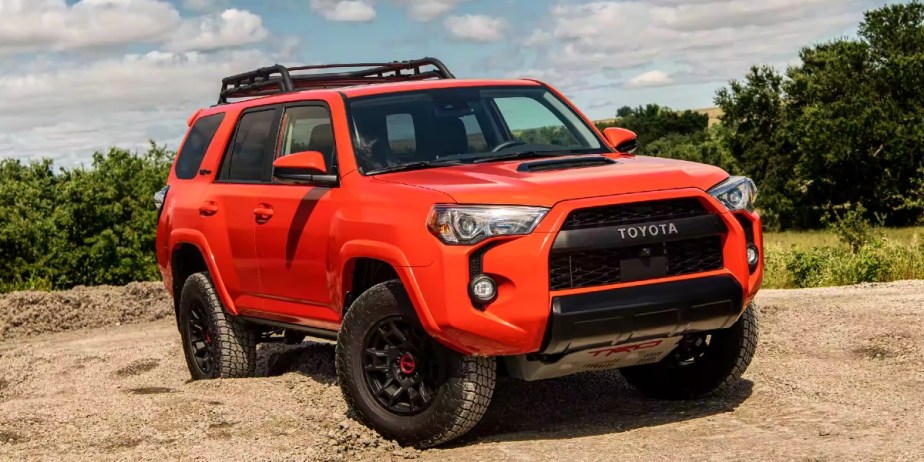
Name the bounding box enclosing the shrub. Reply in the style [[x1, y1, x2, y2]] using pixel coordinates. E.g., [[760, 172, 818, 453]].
[[764, 235, 924, 288], [0, 143, 172, 293], [823, 203, 880, 253]]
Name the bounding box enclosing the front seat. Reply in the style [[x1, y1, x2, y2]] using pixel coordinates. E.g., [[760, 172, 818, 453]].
[[307, 123, 334, 161], [428, 117, 469, 159]]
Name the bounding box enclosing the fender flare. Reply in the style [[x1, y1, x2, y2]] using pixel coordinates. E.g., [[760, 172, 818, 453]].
[[167, 229, 240, 315], [337, 240, 439, 335]]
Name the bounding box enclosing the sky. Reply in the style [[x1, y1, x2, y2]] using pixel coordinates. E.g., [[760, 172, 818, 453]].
[[0, 0, 902, 165]]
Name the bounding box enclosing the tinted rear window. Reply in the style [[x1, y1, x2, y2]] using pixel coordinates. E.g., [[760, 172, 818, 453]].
[[175, 113, 225, 179]]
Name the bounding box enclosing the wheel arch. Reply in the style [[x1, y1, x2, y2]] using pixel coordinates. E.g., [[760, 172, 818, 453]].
[[167, 229, 239, 315], [337, 240, 439, 336]]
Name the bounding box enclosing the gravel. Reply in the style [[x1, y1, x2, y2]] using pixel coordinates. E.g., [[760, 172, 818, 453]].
[[1, 281, 923, 461], [0, 282, 171, 339]]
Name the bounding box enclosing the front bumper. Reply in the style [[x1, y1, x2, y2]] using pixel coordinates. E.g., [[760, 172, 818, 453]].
[[542, 274, 743, 355], [404, 188, 763, 356]]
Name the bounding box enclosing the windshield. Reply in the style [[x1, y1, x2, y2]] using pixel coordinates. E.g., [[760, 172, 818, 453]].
[[347, 86, 607, 174]]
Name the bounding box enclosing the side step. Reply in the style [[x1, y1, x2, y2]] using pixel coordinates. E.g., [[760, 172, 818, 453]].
[[238, 316, 338, 341]]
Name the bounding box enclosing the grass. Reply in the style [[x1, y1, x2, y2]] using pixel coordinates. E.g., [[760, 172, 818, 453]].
[[762, 227, 924, 289], [765, 226, 924, 250]]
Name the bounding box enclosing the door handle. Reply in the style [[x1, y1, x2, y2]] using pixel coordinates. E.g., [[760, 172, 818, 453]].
[[254, 205, 274, 222], [198, 201, 219, 216]]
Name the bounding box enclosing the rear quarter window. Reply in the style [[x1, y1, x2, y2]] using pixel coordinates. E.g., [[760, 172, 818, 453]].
[[175, 113, 226, 179]]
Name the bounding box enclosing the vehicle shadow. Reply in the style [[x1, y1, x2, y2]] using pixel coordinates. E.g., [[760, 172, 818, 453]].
[[461, 373, 753, 444], [254, 341, 753, 443], [256, 341, 337, 385]]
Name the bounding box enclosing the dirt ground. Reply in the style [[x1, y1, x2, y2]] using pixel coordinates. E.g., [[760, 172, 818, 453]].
[[1, 281, 923, 461]]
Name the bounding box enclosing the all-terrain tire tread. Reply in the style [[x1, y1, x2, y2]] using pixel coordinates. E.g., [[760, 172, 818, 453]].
[[620, 303, 759, 399], [181, 272, 257, 379], [419, 355, 495, 447], [336, 280, 495, 448], [713, 302, 759, 395]]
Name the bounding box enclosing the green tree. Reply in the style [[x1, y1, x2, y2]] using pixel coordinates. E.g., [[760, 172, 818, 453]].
[[644, 124, 739, 174], [0, 143, 172, 293], [0, 159, 60, 290], [596, 104, 709, 151], [715, 1, 924, 229], [715, 65, 801, 229], [50, 143, 172, 288]]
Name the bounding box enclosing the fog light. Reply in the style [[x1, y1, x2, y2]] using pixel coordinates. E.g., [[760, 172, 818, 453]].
[[469, 275, 498, 304], [746, 244, 760, 268]]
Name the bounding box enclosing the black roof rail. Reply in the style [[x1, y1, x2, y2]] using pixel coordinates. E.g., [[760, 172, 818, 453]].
[[217, 57, 455, 104]]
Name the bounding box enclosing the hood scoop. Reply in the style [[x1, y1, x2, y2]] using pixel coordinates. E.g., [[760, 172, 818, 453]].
[[517, 156, 616, 173]]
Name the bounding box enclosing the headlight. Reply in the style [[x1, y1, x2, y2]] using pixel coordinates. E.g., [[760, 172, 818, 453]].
[[427, 205, 549, 245], [708, 176, 757, 212]]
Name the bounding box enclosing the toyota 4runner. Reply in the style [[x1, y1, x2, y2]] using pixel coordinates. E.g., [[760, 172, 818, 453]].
[[154, 58, 762, 447]]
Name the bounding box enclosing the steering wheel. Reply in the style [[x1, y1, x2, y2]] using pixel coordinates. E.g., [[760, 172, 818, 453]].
[[491, 140, 527, 152]]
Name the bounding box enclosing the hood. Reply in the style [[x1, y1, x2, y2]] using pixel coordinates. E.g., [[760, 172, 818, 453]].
[[373, 155, 729, 207]]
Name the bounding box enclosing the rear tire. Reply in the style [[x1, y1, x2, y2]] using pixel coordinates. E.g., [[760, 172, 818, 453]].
[[336, 280, 495, 448], [177, 272, 257, 380], [620, 303, 758, 399]]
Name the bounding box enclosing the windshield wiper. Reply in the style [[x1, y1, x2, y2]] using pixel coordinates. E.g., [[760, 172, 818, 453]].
[[472, 151, 565, 164], [366, 159, 464, 175]]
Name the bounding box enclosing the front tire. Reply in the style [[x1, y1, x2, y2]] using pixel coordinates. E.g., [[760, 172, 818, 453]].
[[177, 272, 257, 380], [336, 280, 495, 448], [620, 303, 759, 399]]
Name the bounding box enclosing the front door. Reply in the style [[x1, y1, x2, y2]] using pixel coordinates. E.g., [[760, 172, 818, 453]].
[[252, 104, 340, 329]]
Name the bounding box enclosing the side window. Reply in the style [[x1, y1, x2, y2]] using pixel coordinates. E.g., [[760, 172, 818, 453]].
[[175, 113, 225, 179], [493, 96, 580, 147], [277, 106, 335, 167], [221, 109, 276, 182], [386, 113, 416, 158]]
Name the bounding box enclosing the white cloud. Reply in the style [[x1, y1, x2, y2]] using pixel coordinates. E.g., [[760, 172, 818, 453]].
[[627, 70, 674, 88], [0, 0, 182, 55], [521, 0, 882, 91], [309, 0, 467, 22], [0, 48, 278, 163], [309, 0, 376, 22], [0, 1, 270, 56], [166, 9, 269, 52], [182, 0, 227, 12], [445, 14, 505, 42], [399, 0, 468, 21]]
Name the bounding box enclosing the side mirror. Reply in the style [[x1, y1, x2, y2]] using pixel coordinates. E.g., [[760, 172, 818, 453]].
[[603, 127, 639, 154], [273, 151, 337, 185]]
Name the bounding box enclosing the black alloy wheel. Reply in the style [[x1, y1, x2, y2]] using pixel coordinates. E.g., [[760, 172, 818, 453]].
[[337, 280, 496, 447], [362, 316, 440, 415], [186, 300, 215, 376]]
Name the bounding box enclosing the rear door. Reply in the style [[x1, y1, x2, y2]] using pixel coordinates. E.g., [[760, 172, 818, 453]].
[[251, 103, 340, 328], [199, 107, 281, 311]]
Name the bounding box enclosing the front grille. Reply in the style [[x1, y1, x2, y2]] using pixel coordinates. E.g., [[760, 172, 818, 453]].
[[562, 198, 707, 230], [665, 236, 724, 276], [549, 236, 724, 290]]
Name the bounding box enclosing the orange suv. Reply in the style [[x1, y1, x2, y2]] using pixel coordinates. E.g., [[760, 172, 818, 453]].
[[154, 58, 762, 447]]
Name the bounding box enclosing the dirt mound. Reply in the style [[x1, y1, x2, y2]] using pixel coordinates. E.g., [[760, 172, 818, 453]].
[[0, 282, 171, 339]]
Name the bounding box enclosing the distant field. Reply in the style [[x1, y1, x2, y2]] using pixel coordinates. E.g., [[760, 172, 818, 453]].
[[695, 107, 723, 126], [765, 227, 924, 250]]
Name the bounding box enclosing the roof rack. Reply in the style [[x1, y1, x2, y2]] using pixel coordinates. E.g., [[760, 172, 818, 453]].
[[217, 57, 455, 104]]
